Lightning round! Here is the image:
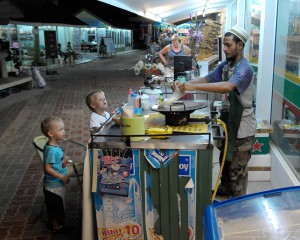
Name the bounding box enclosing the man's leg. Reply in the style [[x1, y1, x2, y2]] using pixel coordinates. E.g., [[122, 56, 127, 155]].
[[63, 53, 68, 63], [217, 151, 232, 197], [230, 150, 251, 197], [229, 137, 254, 197]]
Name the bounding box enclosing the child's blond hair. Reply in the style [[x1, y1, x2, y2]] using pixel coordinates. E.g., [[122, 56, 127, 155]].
[[86, 90, 104, 112], [41, 116, 63, 138]]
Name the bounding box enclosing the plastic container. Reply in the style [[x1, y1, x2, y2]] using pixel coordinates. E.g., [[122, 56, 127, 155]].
[[140, 94, 150, 110], [143, 88, 162, 106], [121, 114, 145, 141], [204, 186, 300, 240]]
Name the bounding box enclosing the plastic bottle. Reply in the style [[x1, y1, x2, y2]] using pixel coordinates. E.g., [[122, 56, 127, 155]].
[[131, 93, 142, 114], [158, 93, 164, 104], [127, 88, 133, 106], [131, 93, 137, 108], [136, 93, 142, 113]]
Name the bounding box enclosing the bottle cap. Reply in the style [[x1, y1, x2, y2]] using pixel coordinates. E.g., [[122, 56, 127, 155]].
[[128, 88, 133, 94]]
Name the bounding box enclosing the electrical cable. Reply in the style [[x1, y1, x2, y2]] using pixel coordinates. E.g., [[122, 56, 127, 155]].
[[211, 118, 228, 203]]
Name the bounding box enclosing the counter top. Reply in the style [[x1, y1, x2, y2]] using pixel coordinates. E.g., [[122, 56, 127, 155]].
[[91, 100, 213, 150], [256, 119, 273, 134]]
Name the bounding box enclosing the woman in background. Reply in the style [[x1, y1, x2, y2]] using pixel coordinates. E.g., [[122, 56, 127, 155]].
[[159, 33, 191, 68]]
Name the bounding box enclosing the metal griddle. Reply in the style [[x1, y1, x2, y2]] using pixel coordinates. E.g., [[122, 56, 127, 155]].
[[151, 101, 208, 126]]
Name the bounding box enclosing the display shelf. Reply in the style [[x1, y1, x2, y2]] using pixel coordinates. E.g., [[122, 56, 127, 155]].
[[197, 55, 219, 76], [18, 32, 34, 59], [283, 35, 300, 76], [250, 29, 260, 63], [273, 120, 300, 157], [251, 15, 261, 26], [282, 35, 300, 41]]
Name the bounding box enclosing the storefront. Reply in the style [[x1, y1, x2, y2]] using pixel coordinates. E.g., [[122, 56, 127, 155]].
[[169, 0, 300, 189], [76, 9, 133, 53], [80, 27, 132, 52], [0, 23, 78, 66], [270, 0, 300, 186], [241, 0, 300, 187], [1, 22, 133, 68], [0, 24, 18, 46]]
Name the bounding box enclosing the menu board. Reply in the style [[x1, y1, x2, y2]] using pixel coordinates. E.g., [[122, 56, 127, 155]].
[[44, 31, 57, 59], [101, 37, 116, 55]]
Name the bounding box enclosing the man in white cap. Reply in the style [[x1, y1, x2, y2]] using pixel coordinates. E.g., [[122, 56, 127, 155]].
[[175, 26, 256, 198]]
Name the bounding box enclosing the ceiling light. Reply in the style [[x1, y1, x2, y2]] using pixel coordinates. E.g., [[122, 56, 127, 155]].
[[139, 10, 162, 22]]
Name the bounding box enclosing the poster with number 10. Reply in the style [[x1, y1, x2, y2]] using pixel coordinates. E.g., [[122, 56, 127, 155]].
[[93, 148, 144, 240]]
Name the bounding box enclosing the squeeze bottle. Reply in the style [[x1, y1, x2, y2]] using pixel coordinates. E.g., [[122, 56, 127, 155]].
[[127, 88, 133, 106]]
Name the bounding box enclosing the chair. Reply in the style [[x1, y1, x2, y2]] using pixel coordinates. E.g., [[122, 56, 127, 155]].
[[32, 135, 83, 195]]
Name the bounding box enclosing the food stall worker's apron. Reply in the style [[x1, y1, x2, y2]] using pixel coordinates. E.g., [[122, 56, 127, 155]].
[[222, 91, 244, 161], [220, 60, 244, 161]]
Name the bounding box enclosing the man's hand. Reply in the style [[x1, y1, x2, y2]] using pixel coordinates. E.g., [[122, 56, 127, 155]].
[[175, 82, 196, 93]]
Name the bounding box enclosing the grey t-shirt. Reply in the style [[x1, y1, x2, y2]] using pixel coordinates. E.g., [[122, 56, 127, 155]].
[[206, 58, 256, 138]]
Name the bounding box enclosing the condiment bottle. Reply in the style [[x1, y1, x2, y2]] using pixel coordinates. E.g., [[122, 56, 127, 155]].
[[158, 93, 164, 104], [127, 88, 133, 106], [131, 93, 137, 108]]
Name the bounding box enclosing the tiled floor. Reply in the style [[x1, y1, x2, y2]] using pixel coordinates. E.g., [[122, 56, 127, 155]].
[[212, 148, 273, 196], [0, 50, 145, 240]]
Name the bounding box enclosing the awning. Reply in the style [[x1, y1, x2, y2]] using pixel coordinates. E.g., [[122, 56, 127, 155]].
[[9, 2, 87, 27], [5, 0, 157, 29], [10, 17, 87, 27], [68, 1, 158, 29], [0, 0, 23, 25]]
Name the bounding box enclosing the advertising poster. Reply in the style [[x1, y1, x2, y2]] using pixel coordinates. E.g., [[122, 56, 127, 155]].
[[143, 149, 197, 240], [93, 148, 144, 240], [182, 150, 197, 240]]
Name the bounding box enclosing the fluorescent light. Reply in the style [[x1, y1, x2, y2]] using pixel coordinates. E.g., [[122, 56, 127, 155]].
[[139, 10, 162, 22]]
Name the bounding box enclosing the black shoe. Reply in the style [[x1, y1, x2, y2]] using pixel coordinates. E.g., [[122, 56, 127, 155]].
[[214, 185, 232, 198], [52, 225, 65, 234]]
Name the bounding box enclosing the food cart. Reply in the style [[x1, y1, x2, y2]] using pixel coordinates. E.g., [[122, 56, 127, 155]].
[[82, 100, 215, 240]]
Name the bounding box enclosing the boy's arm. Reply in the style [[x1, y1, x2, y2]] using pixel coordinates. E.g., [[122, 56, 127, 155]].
[[45, 163, 70, 184]]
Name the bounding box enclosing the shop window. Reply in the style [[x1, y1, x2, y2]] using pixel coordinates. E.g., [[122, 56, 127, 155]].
[[271, 0, 300, 180], [18, 25, 35, 63], [249, 6, 261, 64], [244, 1, 262, 66]]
